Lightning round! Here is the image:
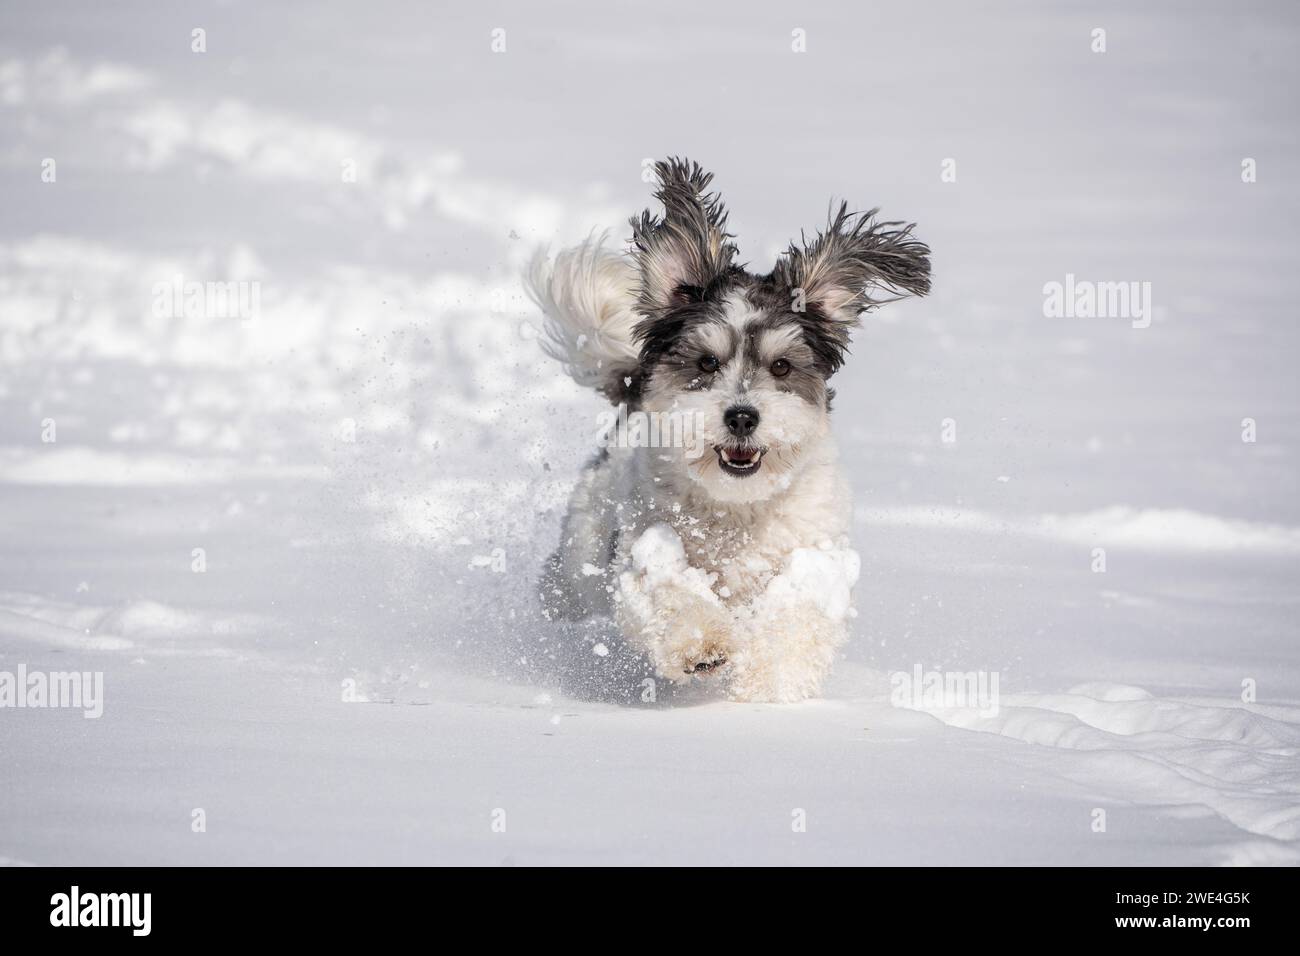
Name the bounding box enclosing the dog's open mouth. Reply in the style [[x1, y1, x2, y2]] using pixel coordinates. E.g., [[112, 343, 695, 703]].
[[715, 444, 764, 477]]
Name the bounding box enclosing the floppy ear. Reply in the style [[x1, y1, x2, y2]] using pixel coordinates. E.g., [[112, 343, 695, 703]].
[[629, 158, 738, 322], [776, 202, 930, 323]]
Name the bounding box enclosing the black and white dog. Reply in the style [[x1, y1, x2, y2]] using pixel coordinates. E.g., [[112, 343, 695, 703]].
[[526, 159, 929, 701]]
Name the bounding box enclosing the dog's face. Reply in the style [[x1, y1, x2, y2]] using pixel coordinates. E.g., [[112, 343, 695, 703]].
[[637, 281, 838, 504], [629, 159, 930, 504]]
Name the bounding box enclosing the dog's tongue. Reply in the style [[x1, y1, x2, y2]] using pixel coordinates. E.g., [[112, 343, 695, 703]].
[[724, 448, 760, 464]]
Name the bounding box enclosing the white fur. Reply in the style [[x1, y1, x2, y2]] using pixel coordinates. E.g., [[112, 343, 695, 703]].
[[524, 234, 641, 397], [529, 243, 858, 703]]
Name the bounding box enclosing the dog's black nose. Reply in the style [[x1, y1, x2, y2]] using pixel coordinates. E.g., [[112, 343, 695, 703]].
[[724, 405, 760, 438]]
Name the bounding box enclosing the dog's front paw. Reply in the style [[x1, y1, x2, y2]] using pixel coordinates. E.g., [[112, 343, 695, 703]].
[[665, 617, 733, 681], [685, 645, 728, 676]]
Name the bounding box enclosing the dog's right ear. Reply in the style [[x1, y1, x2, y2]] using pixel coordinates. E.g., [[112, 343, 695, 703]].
[[629, 158, 738, 322]]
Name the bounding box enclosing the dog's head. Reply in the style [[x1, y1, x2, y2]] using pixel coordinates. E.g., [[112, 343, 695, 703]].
[[629, 158, 930, 504]]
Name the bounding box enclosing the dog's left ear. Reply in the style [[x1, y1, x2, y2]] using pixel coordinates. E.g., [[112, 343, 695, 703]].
[[776, 202, 931, 327]]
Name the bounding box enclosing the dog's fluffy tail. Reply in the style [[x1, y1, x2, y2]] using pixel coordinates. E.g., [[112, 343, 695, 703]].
[[524, 233, 641, 404]]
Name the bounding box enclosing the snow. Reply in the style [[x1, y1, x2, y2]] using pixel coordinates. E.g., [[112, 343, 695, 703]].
[[1, 1, 1298, 864], [753, 545, 861, 623], [935, 684, 1300, 849], [859, 504, 1300, 554], [625, 523, 715, 596]]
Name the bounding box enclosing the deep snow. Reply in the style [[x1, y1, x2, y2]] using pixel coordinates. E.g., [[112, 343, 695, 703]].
[[1, 0, 1298, 865]]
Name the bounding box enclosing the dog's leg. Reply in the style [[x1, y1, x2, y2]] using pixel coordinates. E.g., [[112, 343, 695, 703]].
[[615, 522, 734, 681], [616, 580, 734, 680], [722, 543, 858, 701], [725, 602, 846, 702]]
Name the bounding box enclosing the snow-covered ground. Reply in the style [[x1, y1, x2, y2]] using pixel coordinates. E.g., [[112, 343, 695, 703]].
[[1, 0, 1298, 865]]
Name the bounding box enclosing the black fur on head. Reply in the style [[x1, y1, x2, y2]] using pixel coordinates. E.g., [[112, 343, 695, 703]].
[[629, 158, 739, 322], [769, 201, 931, 374], [629, 159, 931, 380]]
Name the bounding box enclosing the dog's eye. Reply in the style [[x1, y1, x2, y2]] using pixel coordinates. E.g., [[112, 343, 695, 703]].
[[698, 355, 721, 373], [770, 358, 791, 378]]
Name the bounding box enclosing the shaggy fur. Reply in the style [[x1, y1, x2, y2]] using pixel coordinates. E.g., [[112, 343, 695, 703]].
[[526, 158, 930, 701]]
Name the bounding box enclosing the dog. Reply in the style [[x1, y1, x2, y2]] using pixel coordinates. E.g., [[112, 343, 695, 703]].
[[525, 159, 929, 701]]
